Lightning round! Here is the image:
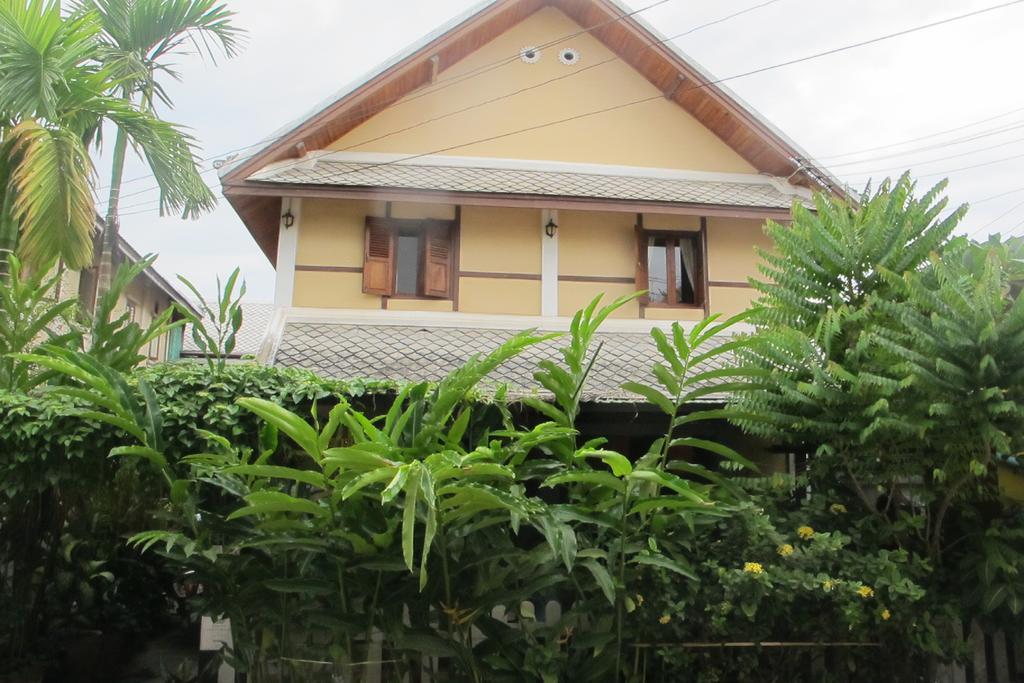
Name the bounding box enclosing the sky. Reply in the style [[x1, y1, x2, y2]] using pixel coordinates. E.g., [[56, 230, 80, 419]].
[[104, 0, 1024, 301]]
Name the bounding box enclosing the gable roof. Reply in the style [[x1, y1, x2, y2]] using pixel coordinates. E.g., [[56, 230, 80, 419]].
[[222, 0, 840, 263]]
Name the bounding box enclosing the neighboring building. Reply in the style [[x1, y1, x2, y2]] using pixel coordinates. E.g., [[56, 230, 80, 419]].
[[218, 0, 839, 459], [180, 301, 275, 362], [69, 227, 197, 363]]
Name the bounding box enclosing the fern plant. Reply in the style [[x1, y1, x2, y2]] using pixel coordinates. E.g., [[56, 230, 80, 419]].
[[733, 175, 967, 511]]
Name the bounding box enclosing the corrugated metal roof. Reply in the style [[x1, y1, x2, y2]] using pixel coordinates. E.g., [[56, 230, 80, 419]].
[[248, 154, 805, 209], [271, 320, 734, 403]]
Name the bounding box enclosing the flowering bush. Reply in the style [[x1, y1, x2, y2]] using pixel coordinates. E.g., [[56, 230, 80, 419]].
[[627, 481, 936, 682]]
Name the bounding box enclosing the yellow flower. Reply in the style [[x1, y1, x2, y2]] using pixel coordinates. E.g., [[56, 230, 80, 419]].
[[659, 614, 671, 624], [743, 562, 764, 574], [830, 503, 847, 514], [777, 543, 794, 557], [797, 526, 815, 539], [822, 579, 836, 592], [881, 609, 891, 621], [856, 585, 875, 599], [636, 594, 644, 607]]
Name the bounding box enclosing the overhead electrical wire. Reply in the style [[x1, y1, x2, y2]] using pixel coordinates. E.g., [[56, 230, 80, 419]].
[[968, 197, 1024, 238], [810, 103, 1024, 162], [96, 0, 675, 196], [111, 0, 787, 213], [114, 0, 1024, 219]]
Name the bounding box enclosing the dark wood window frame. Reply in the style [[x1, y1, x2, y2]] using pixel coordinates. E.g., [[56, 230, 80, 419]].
[[635, 223, 707, 309], [362, 216, 456, 300]]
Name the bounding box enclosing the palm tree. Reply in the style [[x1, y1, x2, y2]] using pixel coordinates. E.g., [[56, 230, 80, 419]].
[[0, 0, 218, 275], [79, 0, 242, 301]]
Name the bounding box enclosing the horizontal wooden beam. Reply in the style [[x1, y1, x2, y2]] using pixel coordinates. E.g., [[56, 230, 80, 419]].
[[558, 274, 634, 284], [460, 270, 541, 281], [295, 264, 363, 273], [708, 280, 753, 289]]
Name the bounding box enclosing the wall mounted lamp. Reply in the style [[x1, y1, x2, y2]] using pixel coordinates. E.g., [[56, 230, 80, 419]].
[[544, 218, 558, 238], [281, 209, 295, 229]]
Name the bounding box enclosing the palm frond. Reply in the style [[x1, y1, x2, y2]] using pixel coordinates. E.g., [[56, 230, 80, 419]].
[[5, 118, 96, 268]]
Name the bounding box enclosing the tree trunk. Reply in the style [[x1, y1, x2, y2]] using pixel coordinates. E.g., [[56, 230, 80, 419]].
[[0, 189, 19, 280], [94, 124, 129, 309]]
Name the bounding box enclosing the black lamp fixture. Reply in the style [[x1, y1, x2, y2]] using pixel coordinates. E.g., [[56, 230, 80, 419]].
[[544, 218, 558, 238], [281, 209, 295, 228]]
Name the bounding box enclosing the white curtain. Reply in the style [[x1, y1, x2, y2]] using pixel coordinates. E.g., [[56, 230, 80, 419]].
[[678, 238, 696, 290]]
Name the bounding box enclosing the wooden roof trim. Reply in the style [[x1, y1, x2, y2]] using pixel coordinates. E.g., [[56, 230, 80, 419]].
[[552, 0, 828, 188], [222, 0, 543, 185]]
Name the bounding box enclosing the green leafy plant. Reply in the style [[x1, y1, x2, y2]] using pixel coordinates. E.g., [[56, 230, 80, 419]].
[[85, 254, 184, 370], [177, 266, 246, 373], [0, 254, 79, 390]]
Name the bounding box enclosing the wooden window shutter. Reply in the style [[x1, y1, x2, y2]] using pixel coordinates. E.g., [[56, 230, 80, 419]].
[[421, 220, 453, 298], [635, 224, 650, 305], [362, 218, 394, 296]]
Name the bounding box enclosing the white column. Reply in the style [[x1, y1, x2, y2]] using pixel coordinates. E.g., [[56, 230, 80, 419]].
[[274, 197, 300, 308], [541, 208, 558, 317]]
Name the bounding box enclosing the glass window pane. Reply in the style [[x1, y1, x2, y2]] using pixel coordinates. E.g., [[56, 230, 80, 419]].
[[675, 237, 697, 304], [395, 233, 420, 295], [647, 237, 668, 303]]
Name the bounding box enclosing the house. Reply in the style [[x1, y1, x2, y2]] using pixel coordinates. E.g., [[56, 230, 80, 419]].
[[219, 0, 837, 462], [69, 226, 197, 362]]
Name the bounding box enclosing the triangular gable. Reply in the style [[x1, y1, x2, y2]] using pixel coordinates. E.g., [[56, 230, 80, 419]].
[[324, 7, 758, 173], [222, 0, 838, 262]]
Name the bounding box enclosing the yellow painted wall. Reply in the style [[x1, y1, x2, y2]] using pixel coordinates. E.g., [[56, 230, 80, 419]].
[[328, 7, 753, 173], [460, 206, 540, 274], [387, 298, 454, 312], [297, 198, 384, 267], [460, 277, 541, 315], [559, 280, 638, 318], [706, 217, 772, 283], [294, 271, 380, 309], [119, 278, 174, 362], [558, 210, 634, 278], [291, 198, 769, 317]]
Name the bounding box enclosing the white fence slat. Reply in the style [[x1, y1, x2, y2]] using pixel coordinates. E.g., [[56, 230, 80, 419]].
[[992, 631, 1010, 683], [972, 621, 988, 683]]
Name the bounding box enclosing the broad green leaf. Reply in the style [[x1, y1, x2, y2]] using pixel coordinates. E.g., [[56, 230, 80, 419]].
[[574, 448, 632, 477], [237, 398, 320, 462], [227, 491, 327, 519], [222, 465, 327, 489], [632, 553, 697, 580], [542, 471, 626, 493], [109, 445, 166, 468], [621, 381, 675, 415], [580, 559, 616, 605], [669, 437, 758, 472]]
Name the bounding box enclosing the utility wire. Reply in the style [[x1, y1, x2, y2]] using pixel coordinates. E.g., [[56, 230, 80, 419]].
[[833, 131, 1024, 177], [811, 103, 1024, 162], [114, 0, 782, 210], [116, 0, 1024, 219], [823, 120, 1024, 170], [969, 197, 1024, 238], [111, 0, 786, 212]]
